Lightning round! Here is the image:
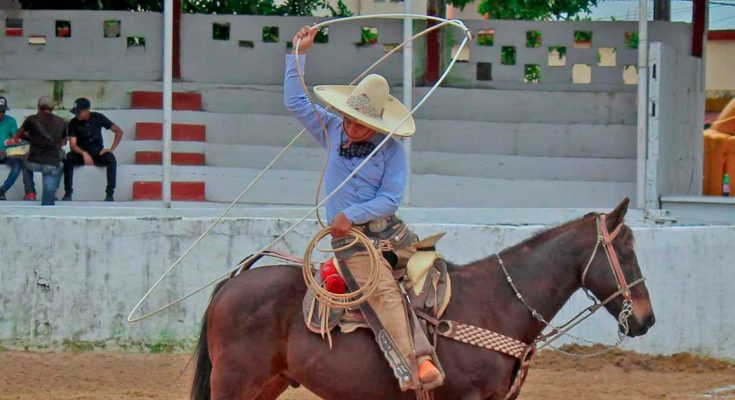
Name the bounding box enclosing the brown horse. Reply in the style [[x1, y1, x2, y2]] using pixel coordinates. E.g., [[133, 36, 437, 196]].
[[190, 198, 655, 400]]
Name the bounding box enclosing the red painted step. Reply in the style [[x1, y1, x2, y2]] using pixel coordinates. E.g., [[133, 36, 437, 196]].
[[135, 151, 206, 166], [5, 28, 23, 37], [135, 122, 206, 142], [133, 181, 206, 201], [130, 91, 202, 111]]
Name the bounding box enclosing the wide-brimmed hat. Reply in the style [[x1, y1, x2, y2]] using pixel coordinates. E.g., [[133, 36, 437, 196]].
[[313, 75, 415, 137]]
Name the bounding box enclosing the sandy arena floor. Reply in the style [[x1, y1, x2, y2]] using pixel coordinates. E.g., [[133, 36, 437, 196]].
[[0, 346, 733, 400]]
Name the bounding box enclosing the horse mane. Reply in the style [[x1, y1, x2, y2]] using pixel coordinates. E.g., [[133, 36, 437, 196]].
[[452, 212, 599, 269]]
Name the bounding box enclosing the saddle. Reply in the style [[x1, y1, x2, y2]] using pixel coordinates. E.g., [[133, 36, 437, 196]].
[[302, 232, 452, 337]]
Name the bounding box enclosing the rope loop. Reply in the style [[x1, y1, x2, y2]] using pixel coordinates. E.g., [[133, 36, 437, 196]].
[[303, 227, 383, 308]]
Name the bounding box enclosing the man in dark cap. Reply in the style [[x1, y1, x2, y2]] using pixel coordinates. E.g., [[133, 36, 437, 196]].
[[13, 96, 67, 206], [63, 97, 123, 201]]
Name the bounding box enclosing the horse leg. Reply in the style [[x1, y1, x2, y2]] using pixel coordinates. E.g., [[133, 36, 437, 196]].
[[254, 375, 290, 400], [210, 349, 273, 400]]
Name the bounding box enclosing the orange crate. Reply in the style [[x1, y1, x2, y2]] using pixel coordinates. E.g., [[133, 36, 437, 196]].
[[703, 130, 731, 195], [726, 136, 735, 193]]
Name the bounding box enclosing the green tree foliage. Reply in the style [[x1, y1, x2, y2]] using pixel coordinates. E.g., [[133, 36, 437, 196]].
[[19, 0, 353, 16], [447, 0, 598, 20], [19, 0, 163, 10]]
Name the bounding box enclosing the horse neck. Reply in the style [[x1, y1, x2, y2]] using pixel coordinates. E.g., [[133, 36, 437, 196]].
[[453, 220, 595, 344]]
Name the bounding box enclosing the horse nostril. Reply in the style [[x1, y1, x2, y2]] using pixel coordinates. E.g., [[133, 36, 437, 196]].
[[644, 313, 656, 328]]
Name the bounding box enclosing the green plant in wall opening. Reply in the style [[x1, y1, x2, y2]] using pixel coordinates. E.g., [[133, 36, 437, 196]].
[[360, 27, 378, 46], [625, 32, 639, 49], [524, 64, 541, 83], [526, 30, 542, 48], [574, 30, 593, 44], [501, 46, 516, 65], [315, 27, 329, 43], [212, 22, 230, 40], [477, 29, 494, 46], [262, 26, 279, 43], [549, 46, 566, 60]]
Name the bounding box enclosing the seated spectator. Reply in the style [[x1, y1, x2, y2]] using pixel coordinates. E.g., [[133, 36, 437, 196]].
[[63, 98, 122, 202], [13, 96, 67, 206], [0, 96, 23, 201]]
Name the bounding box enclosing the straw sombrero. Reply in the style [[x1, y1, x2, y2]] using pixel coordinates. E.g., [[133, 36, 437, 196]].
[[313, 74, 415, 137]]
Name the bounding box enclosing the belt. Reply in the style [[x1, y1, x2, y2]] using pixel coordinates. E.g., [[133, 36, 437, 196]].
[[332, 215, 416, 260], [353, 214, 401, 235]]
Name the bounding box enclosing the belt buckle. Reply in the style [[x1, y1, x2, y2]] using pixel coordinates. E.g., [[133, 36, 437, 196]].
[[368, 218, 388, 233]]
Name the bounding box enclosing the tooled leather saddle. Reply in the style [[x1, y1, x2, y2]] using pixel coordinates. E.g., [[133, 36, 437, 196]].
[[302, 232, 452, 336]]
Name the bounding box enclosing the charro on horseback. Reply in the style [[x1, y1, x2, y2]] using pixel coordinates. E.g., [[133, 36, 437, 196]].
[[121, 16, 657, 400], [287, 25, 445, 392]]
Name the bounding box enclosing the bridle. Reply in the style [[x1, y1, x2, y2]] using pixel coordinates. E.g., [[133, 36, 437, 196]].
[[497, 213, 647, 357]]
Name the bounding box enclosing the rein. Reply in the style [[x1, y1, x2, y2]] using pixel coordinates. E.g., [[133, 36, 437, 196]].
[[497, 214, 646, 357]]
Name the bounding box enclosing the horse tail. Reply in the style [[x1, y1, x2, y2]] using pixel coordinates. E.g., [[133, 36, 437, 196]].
[[190, 255, 265, 400], [190, 278, 228, 400]]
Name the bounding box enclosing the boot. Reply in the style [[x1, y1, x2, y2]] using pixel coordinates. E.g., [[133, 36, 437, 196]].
[[0, 188, 6, 201], [62, 192, 72, 201], [418, 358, 441, 384], [105, 190, 114, 202]]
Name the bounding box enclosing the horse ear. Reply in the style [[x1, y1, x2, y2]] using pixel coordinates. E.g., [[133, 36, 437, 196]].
[[607, 197, 630, 226]]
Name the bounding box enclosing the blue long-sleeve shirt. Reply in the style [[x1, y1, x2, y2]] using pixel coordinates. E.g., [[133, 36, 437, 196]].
[[283, 54, 407, 225]]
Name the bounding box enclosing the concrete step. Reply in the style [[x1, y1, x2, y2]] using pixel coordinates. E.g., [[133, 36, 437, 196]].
[[86, 110, 636, 159], [133, 181, 206, 201], [12, 108, 635, 158], [188, 84, 638, 125], [130, 91, 203, 111], [134, 151, 206, 166], [111, 142, 634, 182], [4, 81, 637, 125], [2, 165, 634, 207], [411, 174, 635, 208], [134, 122, 207, 141]]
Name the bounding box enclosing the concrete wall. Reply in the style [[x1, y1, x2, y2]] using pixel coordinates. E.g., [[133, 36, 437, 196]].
[[444, 20, 692, 90], [647, 42, 705, 203], [180, 15, 405, 85], [1, 10, 696, 93], [0, 208, 732, 359], [0, 10, 163, 81]]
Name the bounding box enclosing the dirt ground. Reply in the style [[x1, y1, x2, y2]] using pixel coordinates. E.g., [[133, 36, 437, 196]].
[[0, 345, 733, 400]]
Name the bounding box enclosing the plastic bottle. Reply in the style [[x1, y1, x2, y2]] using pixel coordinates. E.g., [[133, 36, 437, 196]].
[[724, 174, 730, 197]]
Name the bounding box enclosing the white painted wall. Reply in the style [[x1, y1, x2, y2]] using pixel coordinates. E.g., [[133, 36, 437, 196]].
[[0, 10, 163, 81], [0, 11, 696, 92], [0, 208, 733, 360]]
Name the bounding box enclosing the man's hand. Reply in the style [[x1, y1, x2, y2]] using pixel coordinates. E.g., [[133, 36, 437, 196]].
[[99, 148, 113, 156], [82, 152, 94, 166], [331, 213, 353, 238], [292, 25, 317, 54]]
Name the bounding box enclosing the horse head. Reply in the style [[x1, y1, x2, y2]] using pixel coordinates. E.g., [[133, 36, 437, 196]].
[[581, 198, 656, 337]]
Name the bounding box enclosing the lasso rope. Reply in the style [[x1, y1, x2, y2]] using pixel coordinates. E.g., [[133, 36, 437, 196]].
[[303, 228, 382, 308], [127, 14, 471, 323]]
